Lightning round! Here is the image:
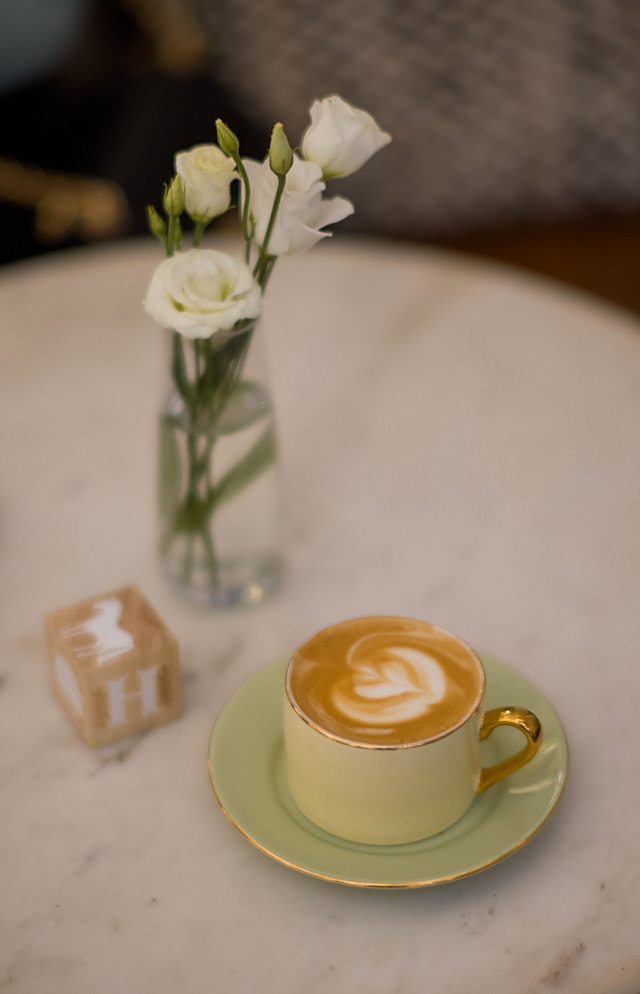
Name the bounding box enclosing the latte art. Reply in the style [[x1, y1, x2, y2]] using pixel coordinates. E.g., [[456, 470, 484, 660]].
[[333, 643, 447, 727], [287, 617, 485, 745]]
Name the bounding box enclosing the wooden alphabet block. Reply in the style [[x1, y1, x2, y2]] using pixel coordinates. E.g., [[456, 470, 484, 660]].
[[44, 586, 181, 747]]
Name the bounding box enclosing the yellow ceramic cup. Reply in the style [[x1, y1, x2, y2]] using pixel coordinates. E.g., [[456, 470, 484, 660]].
[[284, 617, 541, 845]]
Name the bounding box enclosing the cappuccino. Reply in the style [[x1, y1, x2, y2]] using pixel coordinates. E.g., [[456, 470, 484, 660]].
[[284, 616, 542, 843], [286, 616, 484, 746]]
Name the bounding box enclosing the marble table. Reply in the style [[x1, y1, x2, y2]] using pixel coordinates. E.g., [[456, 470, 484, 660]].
[[1, 235, 639, 993]]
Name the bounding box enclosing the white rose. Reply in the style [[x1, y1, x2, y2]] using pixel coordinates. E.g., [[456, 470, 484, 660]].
[[241, 154, 353, 256], [301, 95, 391, 179], [144, 249, 262, 339], [175, 145, 237, 220]]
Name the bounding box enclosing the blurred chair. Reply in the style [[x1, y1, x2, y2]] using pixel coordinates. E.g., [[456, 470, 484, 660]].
[[184, 0, 640, 310]]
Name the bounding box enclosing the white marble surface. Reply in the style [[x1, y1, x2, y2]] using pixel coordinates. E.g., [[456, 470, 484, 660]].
[[1, 235, 639, 993]]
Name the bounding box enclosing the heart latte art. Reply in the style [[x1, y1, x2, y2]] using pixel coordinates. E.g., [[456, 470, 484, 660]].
[[287, 618, 484, 745], [335, 642, 447, 725]]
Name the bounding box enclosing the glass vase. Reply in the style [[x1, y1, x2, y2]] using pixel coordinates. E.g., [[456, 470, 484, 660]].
[[157, 320, 284, 607]]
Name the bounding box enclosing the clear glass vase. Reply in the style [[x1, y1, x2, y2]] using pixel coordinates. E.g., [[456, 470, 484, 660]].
[[157, 320, 284, 607]]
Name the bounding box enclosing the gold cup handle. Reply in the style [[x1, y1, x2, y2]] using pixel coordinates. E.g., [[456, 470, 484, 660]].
[[477, 706, 542, 793]]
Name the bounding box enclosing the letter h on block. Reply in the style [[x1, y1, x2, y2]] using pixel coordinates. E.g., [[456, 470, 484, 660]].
[[44, 586, 181, 747]]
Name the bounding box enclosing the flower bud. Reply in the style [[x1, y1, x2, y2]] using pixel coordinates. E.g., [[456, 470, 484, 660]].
[[216, 119, 240, 157], [176, 146, 237, 221], [163, 175, 185, 216], [268, 123, 293, 176], [146, 204, 167, 239]]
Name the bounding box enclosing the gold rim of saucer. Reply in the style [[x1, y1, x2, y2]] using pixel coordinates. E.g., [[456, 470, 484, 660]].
[[208, 787, 567, 889]]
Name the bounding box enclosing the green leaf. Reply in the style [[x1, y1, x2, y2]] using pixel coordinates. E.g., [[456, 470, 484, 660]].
[[209, 424, 277, 511], [175, 494, 210, 533]]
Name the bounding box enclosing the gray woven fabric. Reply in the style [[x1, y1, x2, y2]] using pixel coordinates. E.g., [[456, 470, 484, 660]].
[[187, 0, 640, 237]]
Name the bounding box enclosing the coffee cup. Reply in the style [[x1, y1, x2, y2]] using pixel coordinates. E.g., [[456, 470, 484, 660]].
[[283, 616, 542, 845]]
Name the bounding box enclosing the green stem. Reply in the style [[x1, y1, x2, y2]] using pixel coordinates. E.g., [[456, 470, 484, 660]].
[[201, 442, 219, 586], [193, 340, 202, 410], [167, 215, 181, 255], [259, 256, 277, 291], [164, 325, 263, 594], [171, 332, 191, 403], [186, 421, 199, 499], [254, 173, 286, 286], [193, 220, 208, 247], [233, 155, 254, 265]]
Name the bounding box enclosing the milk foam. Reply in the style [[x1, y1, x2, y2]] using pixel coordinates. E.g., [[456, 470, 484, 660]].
[[287, 617, 485, 746], [333, 642, 447, 726]]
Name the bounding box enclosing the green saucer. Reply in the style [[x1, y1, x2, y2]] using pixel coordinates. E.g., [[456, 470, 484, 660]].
[[207, 654, 568, 888]]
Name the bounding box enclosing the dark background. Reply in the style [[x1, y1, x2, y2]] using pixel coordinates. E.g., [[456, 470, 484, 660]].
[[1, 0, 639, 314]]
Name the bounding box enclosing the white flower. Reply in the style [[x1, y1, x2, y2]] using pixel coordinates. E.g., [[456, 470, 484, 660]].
[[242, 154, 353, 256], [144, 249, 262, 339], [175, 145, 237, 221], [301, 95, 391, 179]]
